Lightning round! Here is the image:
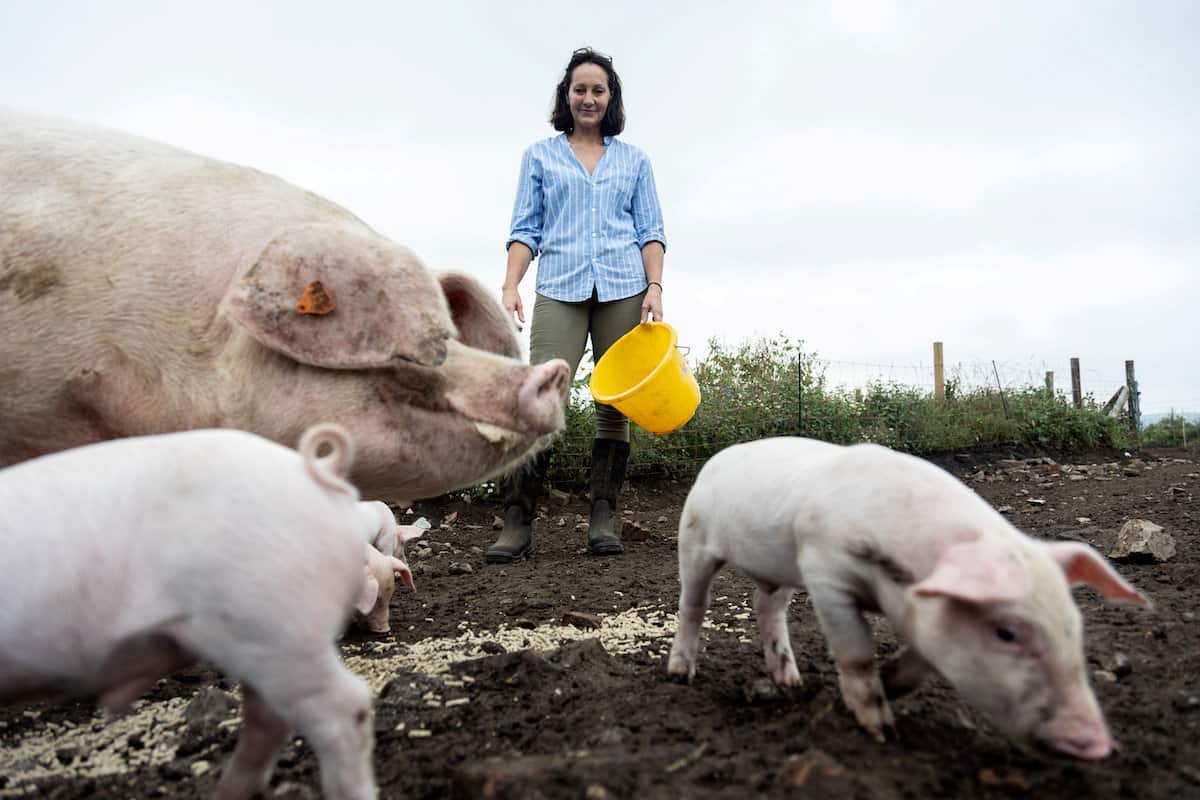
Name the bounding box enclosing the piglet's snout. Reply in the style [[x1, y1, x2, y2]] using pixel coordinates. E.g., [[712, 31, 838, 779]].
[[518, 359, 570, 434], [1037, 691, 1113, 760]]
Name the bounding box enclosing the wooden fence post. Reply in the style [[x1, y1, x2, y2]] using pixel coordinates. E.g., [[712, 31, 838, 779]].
[[1125, 360, 1141, 438], [1045, 371, 1054, 396], [1070, 358, 1082, 408], [933, 341, 944, 402]]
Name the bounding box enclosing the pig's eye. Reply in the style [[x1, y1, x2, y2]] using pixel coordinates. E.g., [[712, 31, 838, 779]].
[[995, 626, 1017, 643]]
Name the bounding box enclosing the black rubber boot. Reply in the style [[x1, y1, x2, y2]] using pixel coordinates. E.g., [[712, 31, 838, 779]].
[[485, 449, 551, 564], [588, 438, 629, 556]]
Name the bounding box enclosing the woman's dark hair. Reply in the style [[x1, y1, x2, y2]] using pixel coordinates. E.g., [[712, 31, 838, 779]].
[[550, 47, 625, 136]]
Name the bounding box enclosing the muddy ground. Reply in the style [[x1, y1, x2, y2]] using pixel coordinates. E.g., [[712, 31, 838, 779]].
[[2, 445, 1197, 799]]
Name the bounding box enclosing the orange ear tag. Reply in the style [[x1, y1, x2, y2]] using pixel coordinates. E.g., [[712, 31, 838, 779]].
[[296, 280, 335, 315]]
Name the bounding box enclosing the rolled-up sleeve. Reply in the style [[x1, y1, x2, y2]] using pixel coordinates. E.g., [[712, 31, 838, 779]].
[[506, 148, 543, 255], [631, 155, 667, 252]]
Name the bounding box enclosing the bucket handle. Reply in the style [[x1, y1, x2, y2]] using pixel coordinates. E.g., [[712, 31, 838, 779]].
[[677, 345, 690, 356]]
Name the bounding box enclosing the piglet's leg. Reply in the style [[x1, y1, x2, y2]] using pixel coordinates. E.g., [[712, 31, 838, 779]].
[[213, 687, 290, 800], [268, 651, 376, 800], [807, 580, 895, 743], [667, 550, 724, 681], [753, 581, 801, 687]]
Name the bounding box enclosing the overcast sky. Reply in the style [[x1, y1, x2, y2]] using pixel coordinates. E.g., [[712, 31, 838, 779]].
[[2, 1, 1196, 412]]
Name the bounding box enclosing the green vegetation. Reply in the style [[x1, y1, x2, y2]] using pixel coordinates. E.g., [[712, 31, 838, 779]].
[[459, 337, 1133, 497], [463, 338, 1128, 494], [1142, 415, 1199, 447], [540, 336, 1128, 487]]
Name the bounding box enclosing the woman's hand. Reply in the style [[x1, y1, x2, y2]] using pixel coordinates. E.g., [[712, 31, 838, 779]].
[[502, 284, 526, 331], [641, 284, 663, 323]]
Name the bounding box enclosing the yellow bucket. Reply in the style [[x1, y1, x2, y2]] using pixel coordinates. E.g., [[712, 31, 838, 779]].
[[590, 321, 701, 435]]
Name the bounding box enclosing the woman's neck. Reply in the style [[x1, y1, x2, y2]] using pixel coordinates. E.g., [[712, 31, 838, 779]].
[[568, 127, 604, 146]]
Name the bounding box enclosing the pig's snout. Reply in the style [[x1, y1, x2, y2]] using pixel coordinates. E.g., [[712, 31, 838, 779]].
[[1038, 712, 1113, 760], [518, 358, 570, 433]]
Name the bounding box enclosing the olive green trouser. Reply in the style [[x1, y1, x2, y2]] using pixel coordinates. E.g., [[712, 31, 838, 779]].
[[530, 288, 646, 442]]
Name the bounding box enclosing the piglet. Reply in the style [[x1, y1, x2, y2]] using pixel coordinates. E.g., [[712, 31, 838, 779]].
[[355, 501, 425, 634], [0, 424, 381, 799], [667, 437, 1149, 760]]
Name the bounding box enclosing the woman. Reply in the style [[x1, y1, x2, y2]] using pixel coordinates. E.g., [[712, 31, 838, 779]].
[[486, 47, 667, 563]]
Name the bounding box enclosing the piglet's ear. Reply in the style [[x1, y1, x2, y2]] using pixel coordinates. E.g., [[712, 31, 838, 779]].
[[913, 540, 1031, 605], [1045, 542, 1151, 607], [392, 558, 415, 592], [395, 525, 425, 544], [356, 570, 380, 615]]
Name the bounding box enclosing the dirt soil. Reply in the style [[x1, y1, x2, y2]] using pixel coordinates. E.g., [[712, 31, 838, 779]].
[[2, 445, 1198, 799]]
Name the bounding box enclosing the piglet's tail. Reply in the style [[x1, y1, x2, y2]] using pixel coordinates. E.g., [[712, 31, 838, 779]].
[[298, 423, 359, 499]]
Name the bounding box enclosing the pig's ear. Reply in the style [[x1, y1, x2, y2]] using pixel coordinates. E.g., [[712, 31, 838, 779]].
[[395, 524, 425, 544], [392, 557, 415, 591], [913, 540, 1031, 605], [439, 272, 522, 359], [356, 570, 380, 615], [1045, 541, 1151, 607], [223, 225, 455, 369]]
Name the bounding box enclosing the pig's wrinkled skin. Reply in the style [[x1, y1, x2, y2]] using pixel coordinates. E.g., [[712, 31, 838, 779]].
[[0, 424, 382, 799], [356, 501, 423, 634], [0, 110, 570, 501], [667, 438, 1150, 760]]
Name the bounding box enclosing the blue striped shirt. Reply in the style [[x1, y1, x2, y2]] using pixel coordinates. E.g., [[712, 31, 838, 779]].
[[507, 134, 667, 303]]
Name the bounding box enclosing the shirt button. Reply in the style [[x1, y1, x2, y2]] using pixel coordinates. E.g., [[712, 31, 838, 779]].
[[591, 233, 597, 237]]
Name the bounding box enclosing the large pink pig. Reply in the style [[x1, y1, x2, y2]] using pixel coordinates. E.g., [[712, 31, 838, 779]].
[[668, 437, 1150, 760], [0, 423, 384, 799], [0, 111, 569, 500]]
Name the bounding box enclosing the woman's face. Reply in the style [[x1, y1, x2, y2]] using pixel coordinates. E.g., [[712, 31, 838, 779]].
[[567, 62, 610, 132]]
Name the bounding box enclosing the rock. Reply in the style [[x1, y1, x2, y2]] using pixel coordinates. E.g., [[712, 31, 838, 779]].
[[190, 760, 211, 777], [1107, 652, 1132, 678], [780, 749, 854, 793], [997, 505, 1014, 514], [657, 515, 669, 524], [556, 517, 567, 528], [491, 515, 503, 530], [1026, 498, 1046, 505], [548, 488, 572, 506], [514, 617, 538, 630], [1076, 517, 1092, 524], [742, 677, 788, 703], [479, 640, 506, 655], [562, 611, 602, 630], [575, 522, 590, 533], [1092, 669, 1118, 684], [596, 725, 628, 746], [271, 782, 320, 800], [585, 785, 612, 800], [1108, 519, 1176, 563], [979, 767, 1033, 792], [176, 687, 237, 756], [448, 561, 474, 575], [1173, 695, 1200, 713], [620, 520, 651, 542]]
